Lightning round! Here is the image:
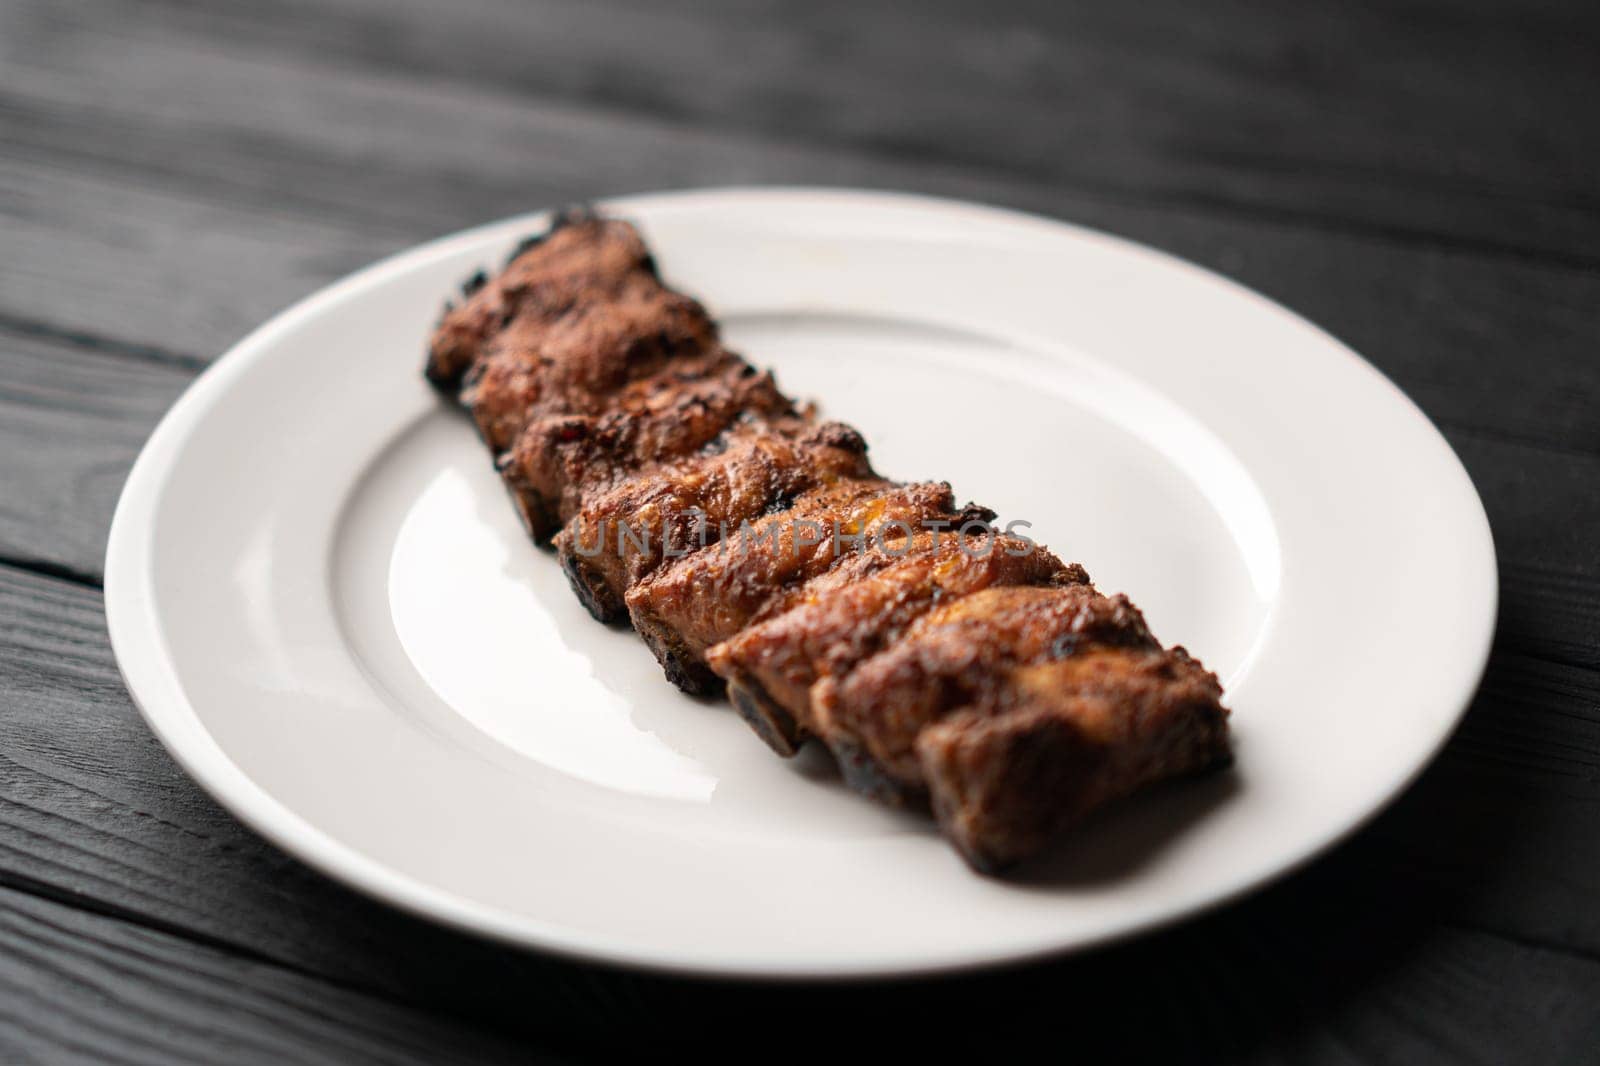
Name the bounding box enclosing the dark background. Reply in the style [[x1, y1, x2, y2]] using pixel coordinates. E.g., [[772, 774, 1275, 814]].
[[2, 1, 1597, 1062]]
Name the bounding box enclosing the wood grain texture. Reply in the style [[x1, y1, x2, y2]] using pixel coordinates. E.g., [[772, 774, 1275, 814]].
[[0, 0, 1595, 461], [0, 884, 558, 1066], [0, 325, 194, 581], [3, 11, 1600, 585], [0, 0, 1597, 1059], [9, 0, 1599, 264]]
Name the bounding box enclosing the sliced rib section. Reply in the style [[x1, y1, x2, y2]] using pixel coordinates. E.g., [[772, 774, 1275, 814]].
[[424, 209, 1231, 872], [919, 649, 1230, 871], [626, 480, 993, 694], [554, 420, 873, 624], [501, 352, 796, 541], [706, 533, 1080, 758]]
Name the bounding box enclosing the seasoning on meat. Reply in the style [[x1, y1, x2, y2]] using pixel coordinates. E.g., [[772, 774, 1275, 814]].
[[425, 208, 1232, 872]]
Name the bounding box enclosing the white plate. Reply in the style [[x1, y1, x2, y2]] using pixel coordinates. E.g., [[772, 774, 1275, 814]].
[[106, 188, 1495, 978]]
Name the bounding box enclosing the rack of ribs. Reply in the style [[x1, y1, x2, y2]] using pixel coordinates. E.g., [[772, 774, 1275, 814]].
[[425, 208, 1232, 873]]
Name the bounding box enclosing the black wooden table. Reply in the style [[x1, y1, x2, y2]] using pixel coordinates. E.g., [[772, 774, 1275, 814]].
[[2, 1, 1597, 1061]]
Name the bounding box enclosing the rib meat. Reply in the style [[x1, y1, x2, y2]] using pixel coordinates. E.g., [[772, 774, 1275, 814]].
[[705, 532, 1082, 759], [626, 480, 993, 695], [424, 208, 1232, 872], [426, 210, 666, 393], [918, 649, 1230, 871], [809, 584, 1165, 803], [554, 419, 873, 624], [500, 352, 796, 541]]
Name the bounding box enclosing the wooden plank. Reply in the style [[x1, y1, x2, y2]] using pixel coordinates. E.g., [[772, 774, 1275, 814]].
[[0, 2, 1593, 444], [4, 872, 1599, 1066], [1, 129, 1598, 474], [900, 911, 1600, 1064], [0, 325, 194, 581], [0, 884, 563, 1065], [0, 4, 1595, 459], [1453, 430, 1600, 673], [8, 0, 1597, 264], [7, 176, 1600, 591], [0, 153, 400, 368]]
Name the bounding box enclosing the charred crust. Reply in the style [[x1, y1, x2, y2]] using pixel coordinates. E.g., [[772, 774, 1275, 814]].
[[664, 650, 724, 696], [804, 421, 868, 455], [833, 740, 928, 809], [634, 613, 724, 696], [942, 824, 1009, 874], [761, 490, 799, 516], [955, 501, 999, 526], [504, 204, 599, 267], [423, 355, 458, 393], [506, 233, 545, 267], [728, 678, 807, 758], [1044, 592, 1157, 660], [1053, 563, 1092, 587], [498, 459, 563, 544], [924, 779, 1012, 874], [559, 544, 628, 624], [426, 340, 483, 401]]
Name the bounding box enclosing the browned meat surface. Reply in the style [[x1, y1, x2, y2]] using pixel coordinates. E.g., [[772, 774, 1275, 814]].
[[465, 279, 719, 453], [500, 352, 796, 541], [918, 649, 1230, 872], [424, 209, 1232, 872], [425, 210, 661, 392], [705, 533, 1083, 755], [810, 584, 1161, 803], [554, 420, 873, 624], [626, 480, 992, 694]]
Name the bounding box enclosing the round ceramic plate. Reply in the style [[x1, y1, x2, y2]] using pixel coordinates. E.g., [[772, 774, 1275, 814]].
[[106, 188, 1495, 978]]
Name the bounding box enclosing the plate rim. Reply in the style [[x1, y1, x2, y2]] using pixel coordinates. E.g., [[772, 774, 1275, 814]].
[[104, 186, 1498, 979]]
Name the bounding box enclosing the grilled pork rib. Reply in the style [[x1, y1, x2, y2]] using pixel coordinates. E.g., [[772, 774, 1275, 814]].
[[627, 480, 992, 695], [554, 419, 874, 624], [426, 208, 1231, 872]]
